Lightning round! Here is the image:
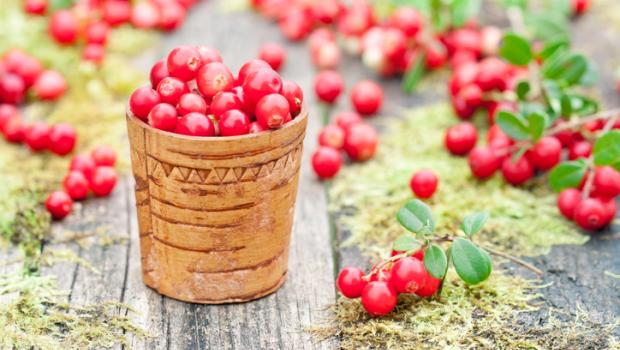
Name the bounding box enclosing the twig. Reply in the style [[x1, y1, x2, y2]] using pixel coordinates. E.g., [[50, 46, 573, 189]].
[[545, 108, 620, 136], [479, 244, 544, 276]]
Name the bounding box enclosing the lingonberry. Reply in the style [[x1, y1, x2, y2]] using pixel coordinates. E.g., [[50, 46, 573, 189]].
[[573, 198, 608, 231], [314, 70, 344, 104], [82, 44, 105, 64], [318, 125, 345, 150], [444, 122, 478, 156], [258, 43, 286, 71], [150, 59, 169, 89], [3, 117, 25, 143], [219, 109, 251, 136], [281, 80, 303, 116], [415, 270, 441, 298], [343, 123, 378, 161], [176, 113, 215, 136], [237, 59, 271, 86], [0, 74, 26, 104], [449, 62, 478, 96], [167, 46, 203, 81], [334, 111, 362, 132], [210, 91, 241, 120], [568, 141, 592, 160], [311, 146, 342, 179], [592, 166, 620, 199], [501, 156, 534, 186], [131, 2, 160, 29], [148, 103, 178, 131], [600, 197, 617, 226], [24, 122, 50, 152], [158, 0, 186, 31], [572, 0, 591, 15], [476, 57, 508, 91], [196, 62, 234, 99], [312, 0, 342, 25], [242, 68, 283, 109], [468, 147, 501, 179], [13, 55, 43, 87], [0, 104, 18, 130], [425, 41, 448, 70], [350, 80, 383, 116], [32, 70, 67, 100], [459, 84, 483, 109], [278, 7, 313, 41], [45, 191, 73, 220], [101, 0, 132, 26], [360, 281, 398, 316], [85, 21, 109, 45], [557, 188, 582, 220], [451, 94, 475, 120], [528, 136, 562, 171], [24, 0, 47, 15], [390, 257, 426, 294], [256, 93, 290, 129], [336, 267, 366, 298], [388, 7, 422, 38], [177, 93, 208, 116], [49, 10, 78, 44], [48, 123, 77, 156], [91, 145, 117, 167], [196, 46, 223, 65], [70, 154, 96, 182], [410, 170, 439, 199], [90, 166, 118, 197], [63, 171, 90, 200], [310, 41, 341, 70], [249, 121, 268, 134], [129, 86, 161, 120], [157, 77, 189, 105]]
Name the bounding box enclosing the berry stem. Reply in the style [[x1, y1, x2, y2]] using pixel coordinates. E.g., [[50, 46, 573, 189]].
[[544, 108, 620, 136], [478, 244, 544, 276], [581, 160, 596, 200]]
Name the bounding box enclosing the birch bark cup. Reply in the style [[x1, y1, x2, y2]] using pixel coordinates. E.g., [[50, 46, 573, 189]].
[[126, 108, 308, 304]]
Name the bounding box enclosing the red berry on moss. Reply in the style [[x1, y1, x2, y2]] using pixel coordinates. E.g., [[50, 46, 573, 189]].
[[148, 103, 178, 131], [390, 256, 426, 294], [410, 170, 439, 199], [49, 10, 78, 44], [425, 41, 448, 70], [360, 281, 398, 316], [177, 93, 208, 116], [13, 55, 43, 87], [3, 117, 24, 143], [573, 198, 608, 231], [592, 166, 620, 199], [150, 59, 169, 89], [415, 270, 441, 298], [468, 147, 501, 179], [24, 122, 50, 152], [210, 91, 241, 120], [318, 125, 345, 150], [219, 109, 251, 136], [24, 0, 47, 15], [32, 70, 67, 101], [130, 87, 161, 120], [501, 156, 534, 186], [45, 191, 73, 220], [48, 123, 77, 156], [312, 146, 342, 179], [557, 188, 582, 220], [444, 122, 477, 156], [90, 166, 118, 197], [256, 93, 290, 129], [85, 21, 109, 45], [528, 136, 562, 171], [196, 62, 234, 99], [314, 70, 344, 104], [336, 267, 366, 298], [167, 46, 203, 81], [258, 43, 286, 71], [70, 154, 96, 181], [0, 104, 18, 130], [350, 80, 383, 116], [242, 67, 283, 109], [175, 112, 215, 136], [458, 84, 483, 108], [91, 145, 116, 167], [0, 74, 26, 104], [157, 77, 188, 105], [63, 171, 89, 200], [344, 123, 378, 161], [281, 80, 303, 116], [568, 141, 592, 160]]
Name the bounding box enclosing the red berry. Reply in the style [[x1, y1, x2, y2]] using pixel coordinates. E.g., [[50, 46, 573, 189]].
[[63, 171, 90, 200], [49, 10, 78, 44], [196, 62, 234, 99], [90, 166, 118, 197], [314, 70, 344, 104], [82, 43, 105, 64], [449, 62, 478, 96], [528, 136, 562, 171], [175, 112, 215, 136], [85, 21, 109, 45], [311, 146, 342, 179], [410, 170, 439, 199], [557, 188, 582, 219], [237, 59, 271, 86], [318, 125, 345, 150], [242, 68, 282, 109], [0, 104, 18, 130], [0, 74, 26, 104], [501, 156, 534, 186], [129, 87, 161, 120], [468, 147, 501, 179], [451, 94, 475, 120], [336, 267, 366, 298], [148, 103, 178, 131], [102, 0, 131, 27], [70, 154, 96, 181], [177, 93, 208, 116], [157, 77, 188, 105], [210, 91, 241, 120], [360, 281, 398, 316], [167, 46, 203, 81], [32, 70, 67, 100], [131, 2, 160, 29], [3, 117, 25, 143], [24, 122, 50, 152], [278, 7, 313, 41], [256, 93, 290, 129], [249, 121, 268, 134], [390, 257, 426, 294], [196, 46, 223, 65], [281, 80, 303, 116], [568, 141, 592, 160], [476, 57, 508, 91], [48, 123, 77, 156], [158, 1, 186, 31], [415, 270, 441, 298], [350, 80, 383, 116], [45, 191, 73, 220], [334, 111, 362, 132], [572, 0, 590, 15], [13, 55, 44, 87], [150, 59, 169, 89], [91, 145, 117, 166], [600, 197, 617, 226], [424, 41, 447, 70], [24, 0, 47, 15], [458, 84, 483, 108], [444, 122, 477, 156], [592, 166, 620, 199], [343, 123, 378, 161], [369, 266, 393, 282], [219, 109, 251, 136], [258, 43, 286, 71], [573, 198, 608, 231], [388, 7, 422, 38]]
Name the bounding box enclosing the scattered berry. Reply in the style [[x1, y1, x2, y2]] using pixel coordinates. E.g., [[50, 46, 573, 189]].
[[48, 123, 77, 156], [45, 191, 73, 220], [91, 145, 117, 167], [312, 146, 342, 179], [350, 80, 383, 116], [258, 43, 286, 71], [343, 123, 378, 161], [410, 170, 439, 199], [318, 125, 345, 150], [90, 166, 118, 197], [444, 122, 477, 156], [468, 147, 500, 179], [336, 267, 366, 298], [63, 171, 90, 200], [501, 156, 534, 186], [314, 70, 344, 104]]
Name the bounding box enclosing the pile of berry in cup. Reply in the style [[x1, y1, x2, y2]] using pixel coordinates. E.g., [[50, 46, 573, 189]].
[[129, 45, 304, 136]]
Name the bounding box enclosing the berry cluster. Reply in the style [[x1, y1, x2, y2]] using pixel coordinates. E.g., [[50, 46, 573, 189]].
[[0, 104, 77, 155], [46, 146, 118, 220], [0, 49, 67, 105], [31, 0, 201, 65], [129, 45, 304, 136]]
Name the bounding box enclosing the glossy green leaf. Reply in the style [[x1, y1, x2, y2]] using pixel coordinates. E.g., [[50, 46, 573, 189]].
[[496, 111, 530, 141], [451, 0, 481, 27], [593, 131, 620, 166], [526, 112, 547, 141], [548, 159, 588, 192], [424, 244, 448, 279], [397, 199, 434, 234], [392, 234, 421, 252], [402, 52, 427, 94], [461, 212, 489, 236], [450, 238, 492, 285], [515, 80, 530, 101], [499, 33, 533, 66]]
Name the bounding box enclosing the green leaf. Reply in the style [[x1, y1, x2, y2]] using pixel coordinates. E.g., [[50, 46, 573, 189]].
[[392, 234, 421, 252], [450, 238, 492, 285], [461, 212, 489, 236], [499, 33, 533, 66], [396, 199, 435, 234], [543, 53, 588, 86], [526, 112, 547, 141], [50, 0, 75, 10], [593, 131, 620, 166], [548, 159, 588, 192], [424, 244, 448, 279], [496, 111, 530, 140], [402, 53, 427, 94], [515, 80, 531, 101], [539, 39, 570, 62], [569, 94, 599, 116], [525, 12, 569, 43], [451, 0, 481, 27], [560, 94, 573, 117]]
